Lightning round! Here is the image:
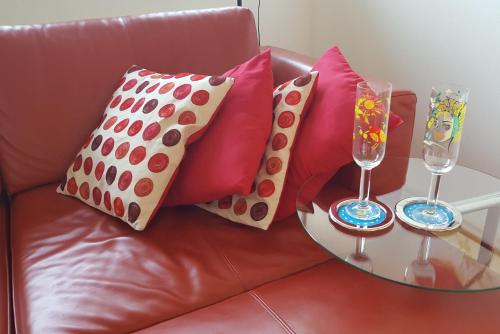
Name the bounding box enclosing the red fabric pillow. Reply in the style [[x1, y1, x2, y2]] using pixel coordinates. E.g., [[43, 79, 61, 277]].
[[275, 46, 402, 220], [165, 50, 274, 206]]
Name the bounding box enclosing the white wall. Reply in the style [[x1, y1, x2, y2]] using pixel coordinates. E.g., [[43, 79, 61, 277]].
[[310, 0, 500, 178]]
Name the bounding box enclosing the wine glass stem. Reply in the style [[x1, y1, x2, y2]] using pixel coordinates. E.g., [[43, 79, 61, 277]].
[[358, 168, 372, 207], [426, 173, 442, 214]]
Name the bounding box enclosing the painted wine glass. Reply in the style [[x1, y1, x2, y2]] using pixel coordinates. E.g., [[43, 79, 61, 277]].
[[396, 85, 469, 230], [329, 80, 394, 231]]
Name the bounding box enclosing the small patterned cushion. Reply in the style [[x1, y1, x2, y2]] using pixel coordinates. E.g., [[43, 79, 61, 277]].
[[197, 71, 318, 230], [58, 66, 233, 230]]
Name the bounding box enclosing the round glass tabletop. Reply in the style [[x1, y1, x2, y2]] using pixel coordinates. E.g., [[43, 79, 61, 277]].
[[297, 158, 500, 292]]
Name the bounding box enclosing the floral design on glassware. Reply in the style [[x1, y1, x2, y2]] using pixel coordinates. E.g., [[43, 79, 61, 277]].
[[354, 93, 388, 150]]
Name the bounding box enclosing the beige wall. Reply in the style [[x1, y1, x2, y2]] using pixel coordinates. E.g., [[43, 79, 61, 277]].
[[310, 0, 500, 178], [2, 0, 498, 177]]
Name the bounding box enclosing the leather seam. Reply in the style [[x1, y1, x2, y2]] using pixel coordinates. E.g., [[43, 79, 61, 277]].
[[249, 290, 296, 334]]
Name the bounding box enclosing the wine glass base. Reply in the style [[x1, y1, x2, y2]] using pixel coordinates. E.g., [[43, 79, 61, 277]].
[[329, 198, 394, 232], [395, 197, 462, 231]]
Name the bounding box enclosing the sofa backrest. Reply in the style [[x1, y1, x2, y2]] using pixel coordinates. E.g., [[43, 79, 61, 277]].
[[0, 7, 259, 195]]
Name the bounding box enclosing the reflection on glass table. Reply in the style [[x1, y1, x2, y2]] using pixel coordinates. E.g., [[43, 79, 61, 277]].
[[297, 158, 500, 292]]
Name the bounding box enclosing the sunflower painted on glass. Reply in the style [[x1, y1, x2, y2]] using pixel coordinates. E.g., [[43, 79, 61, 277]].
[[354, 94, 388, 149]]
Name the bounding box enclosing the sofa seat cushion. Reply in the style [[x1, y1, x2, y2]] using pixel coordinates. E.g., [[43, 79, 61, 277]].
[[137, 259, 500, 334], [10, 183, 328, 333], [0, 203, 9, 334]]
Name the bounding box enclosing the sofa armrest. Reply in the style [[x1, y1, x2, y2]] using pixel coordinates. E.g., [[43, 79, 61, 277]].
[[262, 46, 314, 86], [264, 45, 417, 195]]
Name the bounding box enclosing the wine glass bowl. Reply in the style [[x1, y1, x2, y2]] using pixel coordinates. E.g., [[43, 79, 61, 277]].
[[396, 84, 469, 231], [329, 80, 394, 231]]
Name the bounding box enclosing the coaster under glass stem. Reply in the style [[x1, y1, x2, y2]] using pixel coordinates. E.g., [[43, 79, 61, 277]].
[[396, 197, 462, 231], [329, 198, 394, 232]]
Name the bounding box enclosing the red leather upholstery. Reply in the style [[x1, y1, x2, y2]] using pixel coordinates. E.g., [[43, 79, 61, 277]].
[[0, 203, 9, 334], [141, 260, 500, 334], [0, 7, 259, 195], [10, 184, 328, 333]]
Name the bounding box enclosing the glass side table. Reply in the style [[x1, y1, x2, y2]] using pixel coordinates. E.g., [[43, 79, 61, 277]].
[[297, 158, 500, 292]]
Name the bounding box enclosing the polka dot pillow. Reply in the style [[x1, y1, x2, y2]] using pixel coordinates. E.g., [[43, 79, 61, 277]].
[[197, 71, 318, 230], [58, 66, 234, 230]]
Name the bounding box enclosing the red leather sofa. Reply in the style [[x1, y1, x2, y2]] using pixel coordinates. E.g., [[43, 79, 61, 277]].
[[0, 7, 499, 334]]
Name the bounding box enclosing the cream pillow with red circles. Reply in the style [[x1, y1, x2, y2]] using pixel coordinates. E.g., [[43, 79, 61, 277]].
[[57, 65, 234, 230], [197, 71, 318, 230]]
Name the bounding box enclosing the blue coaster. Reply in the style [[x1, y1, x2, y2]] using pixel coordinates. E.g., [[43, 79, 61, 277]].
[[395, 197, 462, 231], [329, 198, 394, 232], [338, 202, 387, 227]]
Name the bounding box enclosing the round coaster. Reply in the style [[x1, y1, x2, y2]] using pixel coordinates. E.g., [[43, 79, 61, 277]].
[[395, 197, 462, 231], [329, 198, 394, 232]]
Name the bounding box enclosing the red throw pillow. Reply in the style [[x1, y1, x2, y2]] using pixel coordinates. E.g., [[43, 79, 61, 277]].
[[275, 46, 402, 220], [58, 66, 234, 230], [198, 72, 319, 229], [165, 51, 274, 206]]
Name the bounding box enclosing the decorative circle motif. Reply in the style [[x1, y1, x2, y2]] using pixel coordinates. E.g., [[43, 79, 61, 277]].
[[115, 142, 130, 159], [103, 191, 112, 210], [285, 91, 301, 105], [266, 157, 282, 175], [209, 76, 226, 86], [114, 197, 125, 217], [233, 198, 247, 216], [142, 122, 161, 141], [136, 81, 149, 94], [91, 135, 103, 151], [92, 187, 102, 205], [257, 179, 275, 198], [103, 116, 118, 130], [122, 79, 137, 91], [95, 161, 105, 181], [72, 155, 83, 172], [109, 95, 121, 108], [278, 111, 295, 128], [118, 171, 133, 191], [148, 153, 169, 173], [142, 99, 158, 114], [127, 120, 143, 136], [159, 82, 175, 94], [218, 196, 233, 209], [191, 74, 206, 81], [145, 82, 160, 94], [67, 177, 78, 195], [131, 98, 145, 113], [105, 166, 117, 185], [113, 119, 129, 133], [128, 202, 141, 223], [250, 202, 268, 221], [83, 157, 93, 175], [101, 138, 115, 156], [162, 129, 181, 146], [273, 94, 282, 108], [173, 84, 192, 100], [272, 133, 288, 151], [129, 146, 147, 165], [293, 73, 312, 87], [119, 97, 135, 111], [159, 104, 176, 118], [178, 111, 196, 125], [191, 90, 209, 106], [79, 182, 90, 199], [134, 178, 154, 197]]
